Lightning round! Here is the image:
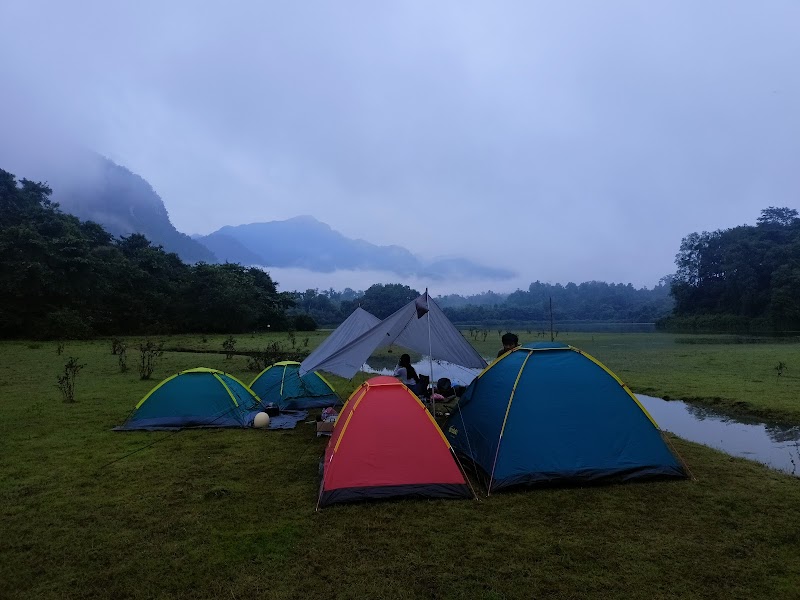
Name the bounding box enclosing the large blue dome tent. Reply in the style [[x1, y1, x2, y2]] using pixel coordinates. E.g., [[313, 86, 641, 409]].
[[444, 342, 688, 493]]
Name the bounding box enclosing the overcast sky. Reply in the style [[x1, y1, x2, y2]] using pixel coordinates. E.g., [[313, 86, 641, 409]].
[[1, 1, 798, 294]]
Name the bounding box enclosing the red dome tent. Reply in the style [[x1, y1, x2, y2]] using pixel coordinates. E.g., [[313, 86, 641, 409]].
[[317, 376, 474, 508]]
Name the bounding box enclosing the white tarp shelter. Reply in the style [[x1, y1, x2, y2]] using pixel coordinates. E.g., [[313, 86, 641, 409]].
[[299, 291, 487, 379]]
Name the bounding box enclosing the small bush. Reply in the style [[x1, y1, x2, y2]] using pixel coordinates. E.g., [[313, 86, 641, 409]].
[[138, 340, 164, 380], [246, 342, 282, 372], [111, 338, 125, 355], [246, 342, 307, 371], [56, 357, 86, 403], [222, 336, 237, 359], [56, 341, 65, 355], [118, 343, 128, 373]]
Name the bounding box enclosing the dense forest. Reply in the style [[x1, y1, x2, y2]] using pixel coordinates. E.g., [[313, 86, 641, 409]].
[[0, 169, 296, 338], [662, 207, 800, 332], [290, 281, 673, 327]]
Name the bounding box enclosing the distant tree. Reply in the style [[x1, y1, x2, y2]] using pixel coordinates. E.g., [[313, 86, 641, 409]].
[[359, 283, 420, 319], [293, 314, 318, 331], [757, 207, 799, 227], [666, 207, 800, 330]]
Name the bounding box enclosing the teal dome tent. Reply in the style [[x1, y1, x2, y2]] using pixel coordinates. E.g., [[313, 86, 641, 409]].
[[116, 368, 265, 430], [444, 342, 688, 492], [250, 361, 339, 410]]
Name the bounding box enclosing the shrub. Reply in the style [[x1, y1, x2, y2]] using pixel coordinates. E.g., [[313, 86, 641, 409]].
[[138, 340, 164, 380], [222, 336, 237, 359], [118, 342, 128, 373], [246, 342, 283, 372], [56, 357, 86, 403]]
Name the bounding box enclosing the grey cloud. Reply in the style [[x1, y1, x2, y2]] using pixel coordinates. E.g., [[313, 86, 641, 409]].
[[1, 0, 798, 292]]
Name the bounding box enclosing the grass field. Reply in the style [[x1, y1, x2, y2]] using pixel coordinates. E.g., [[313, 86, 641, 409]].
[[1, 333, 799, 599]]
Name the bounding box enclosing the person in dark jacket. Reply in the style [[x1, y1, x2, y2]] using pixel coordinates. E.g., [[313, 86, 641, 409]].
[[497, 332, 519, 358]]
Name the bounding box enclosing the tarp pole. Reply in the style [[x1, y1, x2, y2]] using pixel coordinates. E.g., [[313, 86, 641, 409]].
[[426, 290, 435, 418]]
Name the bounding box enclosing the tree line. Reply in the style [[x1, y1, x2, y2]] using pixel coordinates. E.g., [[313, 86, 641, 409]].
[[662, 207, 800, 332], [8, 166, 789, 339], [0, 169, 297, 338], [290, 280, 673, 327]]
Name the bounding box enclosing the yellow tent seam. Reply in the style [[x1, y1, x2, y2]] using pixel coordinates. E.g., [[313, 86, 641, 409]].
[[214, 373, 240, 408], [576, 348, 660, 429], [135, 373, 180, 409], [249, 364, 275, 388], [489, 351, 533, 492], [333, 386, 368, 453]]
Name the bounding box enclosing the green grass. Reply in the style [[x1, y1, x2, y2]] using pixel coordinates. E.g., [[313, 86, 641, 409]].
[[1, 335, 800, 599]]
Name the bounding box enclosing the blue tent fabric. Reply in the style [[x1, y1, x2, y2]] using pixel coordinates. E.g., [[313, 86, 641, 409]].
[[445, 342, 687, 491], [250, 362, 340, 410], [115, 368, 265, 431]]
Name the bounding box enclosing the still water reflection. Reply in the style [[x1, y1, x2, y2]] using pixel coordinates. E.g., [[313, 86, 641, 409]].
[[363, 356, 482, 387], [638, 395, 800, 477]]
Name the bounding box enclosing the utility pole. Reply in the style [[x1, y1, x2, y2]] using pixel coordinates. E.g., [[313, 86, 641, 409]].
[[549, 297, 554, 342]]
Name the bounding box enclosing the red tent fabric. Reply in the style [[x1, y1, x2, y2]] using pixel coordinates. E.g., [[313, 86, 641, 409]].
[[318, 376, 473, 508]]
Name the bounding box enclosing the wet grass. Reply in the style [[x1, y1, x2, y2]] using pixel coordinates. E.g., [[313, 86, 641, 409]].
[[1, 336, 799, 599]]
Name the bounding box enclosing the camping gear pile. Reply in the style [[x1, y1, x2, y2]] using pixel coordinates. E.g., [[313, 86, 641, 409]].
[[115, 291, 688, 509]]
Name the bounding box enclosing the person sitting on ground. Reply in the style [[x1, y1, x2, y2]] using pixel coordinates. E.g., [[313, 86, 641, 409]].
[[431, 377, 461, 416], [393, 353, 420, 391], [435, 377, 456, 400], [497, 332, 520, 358]]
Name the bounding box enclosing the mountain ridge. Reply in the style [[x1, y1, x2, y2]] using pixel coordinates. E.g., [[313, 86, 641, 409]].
[[197, 216, 516, 280], [1, 147, 514, 281]]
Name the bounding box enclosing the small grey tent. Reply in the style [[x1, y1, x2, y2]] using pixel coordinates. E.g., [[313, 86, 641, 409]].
[[299, 291, 487, 378]]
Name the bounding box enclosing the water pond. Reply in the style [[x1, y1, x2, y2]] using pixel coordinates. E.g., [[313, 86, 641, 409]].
[[363, 356, 482, 387], [638, 395, 800, 478]]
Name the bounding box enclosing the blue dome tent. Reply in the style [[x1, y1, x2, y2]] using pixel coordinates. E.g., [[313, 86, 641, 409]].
[[250, 361, 339, 410], [444, 342, 688, 492], [116, 368, 265, 430]]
